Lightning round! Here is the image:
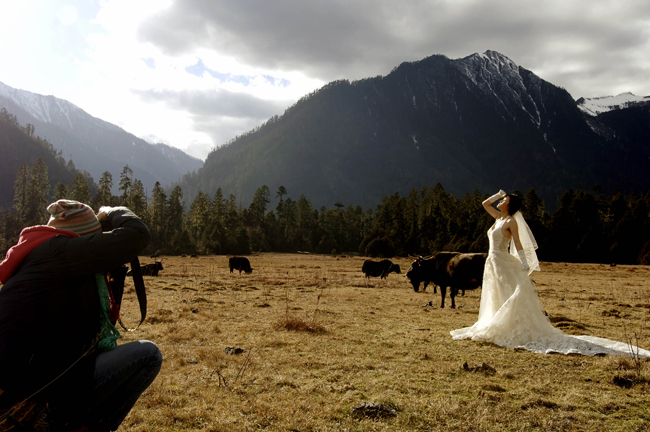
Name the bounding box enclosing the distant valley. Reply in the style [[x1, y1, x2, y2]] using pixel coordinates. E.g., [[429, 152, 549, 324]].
[[0, 81, 203, 198]]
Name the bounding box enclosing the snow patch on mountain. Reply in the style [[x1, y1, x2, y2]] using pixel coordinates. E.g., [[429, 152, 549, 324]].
[[456, 51, 542, 126], [0, 81, 83, 125], [577, 93, 650, 116], [411, 134, 419, 150]]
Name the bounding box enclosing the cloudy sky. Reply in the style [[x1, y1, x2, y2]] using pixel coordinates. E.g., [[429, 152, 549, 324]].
[[1, 0, 649, 160]]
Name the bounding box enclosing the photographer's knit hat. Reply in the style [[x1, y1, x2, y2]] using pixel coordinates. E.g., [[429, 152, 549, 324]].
[[46, 200, 102, 236]]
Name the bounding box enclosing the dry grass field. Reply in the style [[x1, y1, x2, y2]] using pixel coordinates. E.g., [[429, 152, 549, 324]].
[[116, 254, 650, 432]]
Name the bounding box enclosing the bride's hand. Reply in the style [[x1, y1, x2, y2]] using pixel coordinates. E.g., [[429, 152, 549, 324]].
[[488, 190, 506, 203], [518, 250, 529, 272]]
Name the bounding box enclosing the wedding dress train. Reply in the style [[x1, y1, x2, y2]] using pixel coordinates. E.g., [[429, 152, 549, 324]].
[[450, 217, 650, 358]]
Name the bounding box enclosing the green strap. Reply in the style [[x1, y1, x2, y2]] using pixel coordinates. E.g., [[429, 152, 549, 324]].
[[95, 273, 121, 351]]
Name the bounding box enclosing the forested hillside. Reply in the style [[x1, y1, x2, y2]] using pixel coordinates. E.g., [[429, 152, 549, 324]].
[[0, 108, 91, 209], [2, 146, 649, 265]]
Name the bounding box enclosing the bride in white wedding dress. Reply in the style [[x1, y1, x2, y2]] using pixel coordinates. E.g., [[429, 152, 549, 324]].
[[450, 190, 650, 358]]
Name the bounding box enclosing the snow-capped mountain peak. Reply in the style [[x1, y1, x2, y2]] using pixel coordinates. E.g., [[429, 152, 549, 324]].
[[0, 81, 83, 125], [455, 51, 544, 127], [576, 92, 650, 116]]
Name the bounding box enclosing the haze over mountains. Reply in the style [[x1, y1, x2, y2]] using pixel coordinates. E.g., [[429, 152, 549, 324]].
[[0, 81, 203, 194], [1, 51, 649, 212]]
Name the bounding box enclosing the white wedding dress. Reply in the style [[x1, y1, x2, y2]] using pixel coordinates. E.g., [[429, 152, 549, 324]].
[[451, 217, 650, 358]]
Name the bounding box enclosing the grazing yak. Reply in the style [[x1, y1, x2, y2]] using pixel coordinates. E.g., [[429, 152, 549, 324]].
[[229, 256, 253, 274], [406, 252, 487, 308], [127, 260, 164, 277], [361, 259, 401, 280]]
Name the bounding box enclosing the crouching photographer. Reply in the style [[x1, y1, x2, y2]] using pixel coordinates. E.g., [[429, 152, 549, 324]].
[[0, 200, 162, 431]]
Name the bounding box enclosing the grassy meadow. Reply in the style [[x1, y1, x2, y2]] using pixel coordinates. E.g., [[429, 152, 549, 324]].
[[116, 254, 650, 431]]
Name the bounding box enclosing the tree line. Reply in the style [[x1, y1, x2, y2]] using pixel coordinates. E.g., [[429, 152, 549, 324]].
[[2, 158, 650, 265]]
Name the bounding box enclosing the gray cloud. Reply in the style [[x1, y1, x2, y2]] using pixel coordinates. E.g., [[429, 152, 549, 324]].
[[181, 140, 214, 160], [134, 87, 290, 119], [139, 0, 650, 98], [192, 115, 266, 148], [133, 87, 292, 152]]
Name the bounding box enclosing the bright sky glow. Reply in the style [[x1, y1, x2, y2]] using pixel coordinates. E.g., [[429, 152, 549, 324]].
[[1, 0, 648, 160]]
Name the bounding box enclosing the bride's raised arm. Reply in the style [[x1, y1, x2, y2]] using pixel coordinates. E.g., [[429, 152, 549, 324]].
[[482, 190, 506, 219]]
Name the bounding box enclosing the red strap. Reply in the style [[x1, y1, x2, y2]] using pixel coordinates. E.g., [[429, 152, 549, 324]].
[[104, 275, 120, 324]]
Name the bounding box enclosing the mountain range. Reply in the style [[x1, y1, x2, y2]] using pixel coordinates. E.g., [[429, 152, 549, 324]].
[[178, 51, 650, 210], [1, 51, 649, 213], [0, 81, 203, 195]]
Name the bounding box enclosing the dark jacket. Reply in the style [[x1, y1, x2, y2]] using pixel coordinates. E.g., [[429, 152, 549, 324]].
[[0, 207, 150, 411]]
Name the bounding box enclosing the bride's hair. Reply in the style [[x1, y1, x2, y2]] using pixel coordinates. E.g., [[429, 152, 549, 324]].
[[506, 193, 523, 215]]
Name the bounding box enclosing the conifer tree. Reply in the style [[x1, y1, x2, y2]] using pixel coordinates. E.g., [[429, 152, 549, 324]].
[[276, 186, 287, 202], [128, 179, 148, 219], [295, 195, 315, 251], [275, 186, 293, 249], [12, 163, 31, 224], [212, 188, 225, 226], [149, 181, 167, 245], [611, 197, 649, 264], [188, 190, 211, 251], [248, 185, 271, 227], [523, 188, 545, 222], [396, 188, 419, 253], [607, 192, 628, 233], [418, 183, 447, 252], [0, 108, 18, 126], [296, 195, 313, 231], [280, 197, 298, 249], [70, 172, 92, 204], [12, 158, 50, 226], [261, 210, 279, 251], [24, 123, 35, 137], [245, 185, 271, 250], [234, 225, 251, 255], [167, 186, 185, 252], [96, 171, 114, 207], [343, 204, 364, 252], [207, 188, 226, 253], [223, 193, 240, 252], [118, 165, 133, 206], [53, 182, 69, 201], [30, 158, 50, 223]]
